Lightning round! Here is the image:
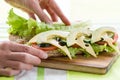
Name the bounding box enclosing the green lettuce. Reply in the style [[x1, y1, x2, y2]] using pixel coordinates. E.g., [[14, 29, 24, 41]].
[[7, 9, 55, 40], [67, 43, 116, 58], [7, 9, 88, 41], [91, 43, 115, 55]]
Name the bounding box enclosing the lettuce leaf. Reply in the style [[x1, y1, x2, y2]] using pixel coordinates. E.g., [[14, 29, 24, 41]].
[[68, 43, 115, 58], [7, 9, 89, 41], [7, 9, 27, 36], [68, 47, 84, 57], [7, 9, 55, 40], [91, 43, 115, 55]]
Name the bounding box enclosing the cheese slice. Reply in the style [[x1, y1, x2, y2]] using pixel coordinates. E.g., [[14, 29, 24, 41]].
[[66, 27, 96, 57], [29, 30, 72, 59], [48, 40, 72, 59], [76, 36, 97, 57], [91, 27, 116, 43], [29, 30, 69, 43], [67, 27, 91, 46], [67, 30, 82, 46]]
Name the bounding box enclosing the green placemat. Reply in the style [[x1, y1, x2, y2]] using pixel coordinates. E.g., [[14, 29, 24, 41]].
[[67, 57, 120, 80], [0, 76, 14, 80], [37, 67, 44, 80]]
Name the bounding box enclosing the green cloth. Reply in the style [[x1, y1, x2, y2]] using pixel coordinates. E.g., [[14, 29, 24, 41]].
[[0, 67, 45, 80], [37, 67, 44, 80], [0, 76, 14, 80], [67, 57, 120, 80]]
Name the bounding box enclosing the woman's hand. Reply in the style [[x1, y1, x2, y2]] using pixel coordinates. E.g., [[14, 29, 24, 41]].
[[0, 41, 48, 76], [5, 0, 71, 25]]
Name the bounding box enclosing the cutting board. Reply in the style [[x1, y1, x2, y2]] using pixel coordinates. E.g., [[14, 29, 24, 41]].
[[39, 53, 119, 74]]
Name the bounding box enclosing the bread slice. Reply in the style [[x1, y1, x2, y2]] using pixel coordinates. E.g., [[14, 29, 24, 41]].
[[9, 34, 28, 44]]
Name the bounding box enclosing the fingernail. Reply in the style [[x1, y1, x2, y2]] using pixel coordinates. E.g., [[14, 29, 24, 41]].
[[43, 53, 48, 59]]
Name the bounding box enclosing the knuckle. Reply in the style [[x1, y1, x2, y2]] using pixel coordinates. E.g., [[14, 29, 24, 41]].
[[0, 41, 10, 48], [23, 46, 31, 53]]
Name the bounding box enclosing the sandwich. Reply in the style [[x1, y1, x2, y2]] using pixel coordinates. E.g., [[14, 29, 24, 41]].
[[7, 9, 120, 59]]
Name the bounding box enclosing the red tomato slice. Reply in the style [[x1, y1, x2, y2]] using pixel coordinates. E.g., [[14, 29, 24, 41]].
[[95, 41, 107, 45], [72, 44, 80, 48], [31, 43, 57, 51], [96, 33, 118, 45], [113, 33, 118, 43]]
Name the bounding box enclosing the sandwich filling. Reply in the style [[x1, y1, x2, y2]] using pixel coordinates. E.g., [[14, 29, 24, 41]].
[[7, 9, 120, 59]]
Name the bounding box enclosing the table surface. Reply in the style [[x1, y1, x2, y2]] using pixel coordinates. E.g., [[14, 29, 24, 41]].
[[0, 23, 120, 80]]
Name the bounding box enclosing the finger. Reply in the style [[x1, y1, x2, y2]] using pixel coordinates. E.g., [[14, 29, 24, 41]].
[[31, 0, 52, 24], [28, 12, 36, 20], [3, 41, 48, 59], [7, 52, 41, 65], [24, 46, 48, 59], [0, 68, 20, 76], [46, 6, 58, 22], [4, 61, 33, 70], [48, 0, 71, 25]]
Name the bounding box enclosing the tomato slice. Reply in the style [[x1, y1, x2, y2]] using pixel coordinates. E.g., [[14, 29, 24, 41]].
[[96, 33, 118, 45], [95, 41, 107, 45], [113, 33, 118, 43], [72, 44, 80, 48], [31, 43, 57, 51]]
